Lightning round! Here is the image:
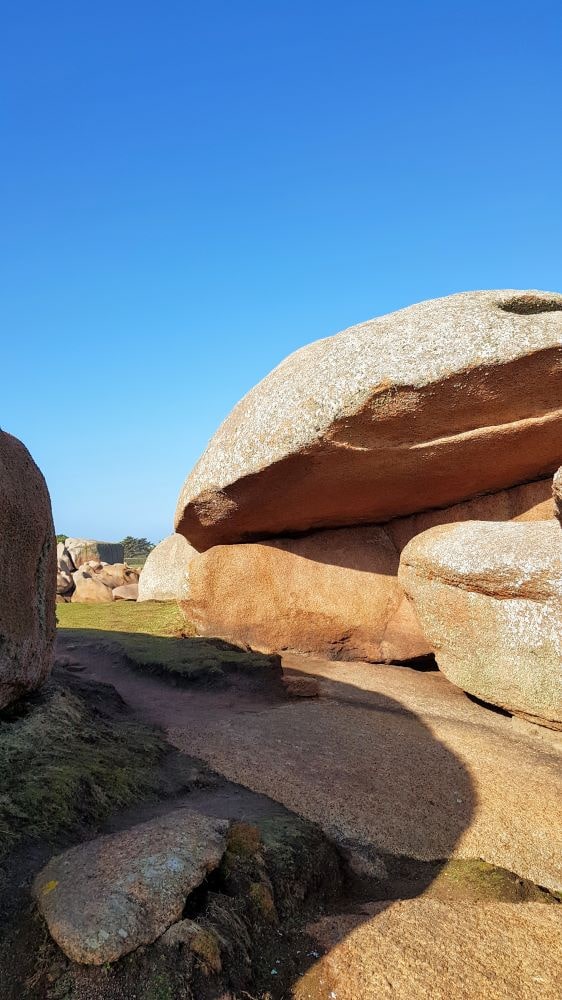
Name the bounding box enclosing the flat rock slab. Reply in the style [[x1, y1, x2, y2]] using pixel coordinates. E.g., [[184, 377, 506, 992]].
[[297, 897, 562, 1000], [33, 809, 229, 964]]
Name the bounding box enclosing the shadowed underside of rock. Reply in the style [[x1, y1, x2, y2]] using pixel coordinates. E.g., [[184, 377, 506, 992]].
[[399, 519, 562, 726], [0, 430, 56, 708], [33, 809, 229, 964], [175, 291, 562, 550]]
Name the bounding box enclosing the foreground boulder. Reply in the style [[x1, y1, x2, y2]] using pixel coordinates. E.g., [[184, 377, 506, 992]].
[[33, 809, 229, 964], [182, 478, 554, 663], [138, 533, 196, 602], [0, 430, 56, 708], [175, 290, 562, 549], [64, 538, 124, 568], [399, 519, 562, 727], [183, 526, 429, 662]]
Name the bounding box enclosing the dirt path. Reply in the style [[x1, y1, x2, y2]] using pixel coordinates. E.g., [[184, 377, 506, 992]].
[[57, 634, 562, 891]]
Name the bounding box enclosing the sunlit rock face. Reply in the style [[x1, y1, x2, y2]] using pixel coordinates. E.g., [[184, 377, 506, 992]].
[[176, 290, 562, 551], [0, 429, 56, 708], [399, 518, 562, 728]]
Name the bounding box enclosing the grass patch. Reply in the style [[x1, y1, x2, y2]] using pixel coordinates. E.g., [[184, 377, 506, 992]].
[[0, 678, 170, 859], [57, 600, 283, 688], [56, 600, 190, 638]]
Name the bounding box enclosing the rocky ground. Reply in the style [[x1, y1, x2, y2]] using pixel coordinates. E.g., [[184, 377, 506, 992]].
[[1, 610, 557, 1000]]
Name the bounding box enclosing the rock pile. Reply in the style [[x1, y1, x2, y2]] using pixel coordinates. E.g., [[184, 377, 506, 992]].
[[56, 539, 139, 602], [0, 429, 56, 708], [172, 290, 561, 725]]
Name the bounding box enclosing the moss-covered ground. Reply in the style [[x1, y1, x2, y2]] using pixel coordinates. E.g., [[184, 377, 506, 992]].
[[0, 676, 170, 859]]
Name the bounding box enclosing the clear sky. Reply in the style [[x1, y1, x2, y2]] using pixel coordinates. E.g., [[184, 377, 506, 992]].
[[2, 1, 561, 543]]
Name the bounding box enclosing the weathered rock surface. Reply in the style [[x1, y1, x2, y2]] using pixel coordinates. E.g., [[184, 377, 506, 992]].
[[0, 430, 56, 708], [56, 571, 74, 595], [112, 583, 139, 600], [56, 542, 75, 574], [33, 809, 229, 964], [71, 568, 114, 603], [399, 519, 562, 727], [554, 466, 562, 523], [297, 897, 562, 1000], [94, 563, 139, 590], [183, 526, 430, 663], [64, 538, 124, 569], [175, 290, 562, 549], [181, 651, 562, 892], [138, 533, 196, 602], [182, 478, 554, 664]]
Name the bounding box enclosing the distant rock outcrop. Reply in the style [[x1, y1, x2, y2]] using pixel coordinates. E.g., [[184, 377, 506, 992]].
[[64, 538, 124, 569], [176, 290, 562, 550], [138, 533, 196, 602], [0, 429, 56, 708]]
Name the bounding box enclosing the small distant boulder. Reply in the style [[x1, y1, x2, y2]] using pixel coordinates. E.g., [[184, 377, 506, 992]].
[[56, 542, 75, 574], [138, 533, 196, 602], [95, 563, 139, 590], [0, 430, 56, 708], [113, 583, 139, 601], [33, 809, 229, 964], [56, 571, 74, 595], [65, 538, 124, 569], [71, 568, 114, 604]]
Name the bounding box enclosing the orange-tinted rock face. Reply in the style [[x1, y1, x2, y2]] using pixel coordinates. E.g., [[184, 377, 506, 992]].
[[0, 430, 56, 708], [183, 525, 428, 663], [176, 291, 562, 551], [181, 478, 554, 665]]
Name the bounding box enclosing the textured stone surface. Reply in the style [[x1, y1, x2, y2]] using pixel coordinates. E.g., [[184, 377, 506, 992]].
[[138, 533, 196, 602], [0, 430, 56, 708], [175, 290, 562, 549], [71, 568, 114, 603], [33, 809, 229, 964], [182, 526, 430, 663], [176, 652, 562, 892], [94, 563, 139, 590], [399, 519, 562, 726], [183, 479, 553, 664], [112, 583, 139, 600], [297, 897, 562, 1000], [65, 538, 124, 569], [554, 466, 562, 523], [56, 571, 74, 595], [56, 542, 75, 574]]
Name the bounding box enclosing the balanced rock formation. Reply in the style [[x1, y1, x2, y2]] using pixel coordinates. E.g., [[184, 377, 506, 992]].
[[0, 430, 56, 708], [182, 478, 554, 663], [71, 567, 114, 603], [64, 538, 124, 569], [176, 290, 562, 550], [138, 533, 196, 602], [33, 809, 229, 964], [399, 519, 562, 727]]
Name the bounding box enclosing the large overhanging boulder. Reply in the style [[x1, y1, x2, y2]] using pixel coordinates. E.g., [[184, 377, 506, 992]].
[[399, 518, 562, 728], [0, 430, 56, 708], [175, 290, 562, 551]]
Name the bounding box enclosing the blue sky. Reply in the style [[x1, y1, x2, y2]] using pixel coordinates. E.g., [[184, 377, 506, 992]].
[[2, 1, 561, 542]]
